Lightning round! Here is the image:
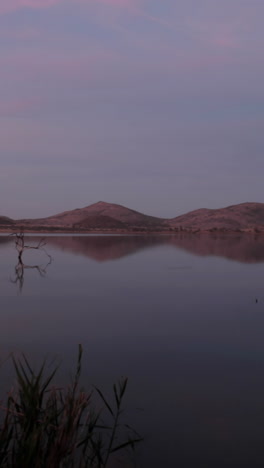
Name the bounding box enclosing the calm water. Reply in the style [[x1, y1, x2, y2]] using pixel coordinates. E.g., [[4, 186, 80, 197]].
[[1, 233, 264, 467]]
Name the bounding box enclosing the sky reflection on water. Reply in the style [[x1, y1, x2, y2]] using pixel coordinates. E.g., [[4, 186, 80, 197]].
[[1, 235, 264, 467]]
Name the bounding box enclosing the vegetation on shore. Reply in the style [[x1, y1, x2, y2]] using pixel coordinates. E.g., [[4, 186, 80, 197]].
[[0, 346, 142, 467]]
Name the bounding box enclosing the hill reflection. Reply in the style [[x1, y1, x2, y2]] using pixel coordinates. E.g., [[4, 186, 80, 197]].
[[45, 234, 264, 264], [47, 235, 168, 261]]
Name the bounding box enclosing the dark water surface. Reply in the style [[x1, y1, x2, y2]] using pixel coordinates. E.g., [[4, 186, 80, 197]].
[[1, 234, 264, 467]]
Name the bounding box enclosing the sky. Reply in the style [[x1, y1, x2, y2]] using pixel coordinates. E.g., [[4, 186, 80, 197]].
[[1, 0, 264, 219]]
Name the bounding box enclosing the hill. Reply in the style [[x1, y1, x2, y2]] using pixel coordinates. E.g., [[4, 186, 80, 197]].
[[168, 203, 264, 232], [0, 216, 14, 226], [17, 201, 168, 231], [73, 215, 126, 230], [1, 201, 264, 233]]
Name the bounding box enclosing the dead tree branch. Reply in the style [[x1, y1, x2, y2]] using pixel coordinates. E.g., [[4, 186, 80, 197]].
[[10, 231, 53, 294]]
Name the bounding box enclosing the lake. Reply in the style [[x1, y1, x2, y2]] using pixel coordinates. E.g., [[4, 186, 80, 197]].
[[1, 233, 264, 467]]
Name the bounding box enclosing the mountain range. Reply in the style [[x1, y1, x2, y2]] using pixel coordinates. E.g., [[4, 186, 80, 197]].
[[1, 201, 264, 233]]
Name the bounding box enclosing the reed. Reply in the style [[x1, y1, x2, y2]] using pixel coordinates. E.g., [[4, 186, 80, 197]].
[[0, 345, 142, 467]]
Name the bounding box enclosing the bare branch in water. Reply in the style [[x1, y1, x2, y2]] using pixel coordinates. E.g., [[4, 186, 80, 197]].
[[10, 231, 53, 294]]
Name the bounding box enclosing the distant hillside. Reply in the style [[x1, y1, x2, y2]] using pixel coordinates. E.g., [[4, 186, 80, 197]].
[[2, 201, 264, 233], [17, 201, 168, 231], [73, 215, 126, 230], [0, 216, 14, 226], [168, 203, 264, 232]]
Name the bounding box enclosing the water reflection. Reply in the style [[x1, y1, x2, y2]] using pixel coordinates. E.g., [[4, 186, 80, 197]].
[[1, 233, 264, 264], [9, 233, 52, 294], [1, 233, 264, 466], [44, 233, 264, 264], [11, 257, 52, 294], [0, 236, 12, 246], [170, 233, 264, 263]]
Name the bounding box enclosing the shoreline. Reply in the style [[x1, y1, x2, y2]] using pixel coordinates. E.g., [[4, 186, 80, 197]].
[[1, 228, 264, 235]]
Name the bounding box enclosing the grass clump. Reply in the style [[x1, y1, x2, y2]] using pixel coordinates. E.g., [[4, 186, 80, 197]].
[[0, 345, 142, 467]]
